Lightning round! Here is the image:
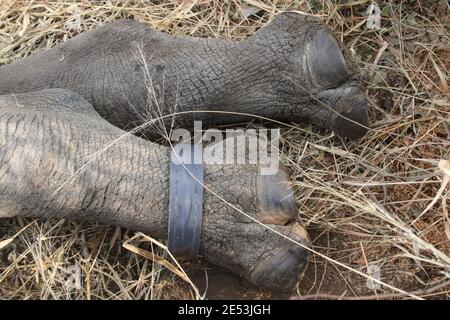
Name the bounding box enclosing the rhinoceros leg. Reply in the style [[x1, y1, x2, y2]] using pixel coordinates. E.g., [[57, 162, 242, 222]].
[[0, 89, 310, 291], [0, 13, 368, 138]]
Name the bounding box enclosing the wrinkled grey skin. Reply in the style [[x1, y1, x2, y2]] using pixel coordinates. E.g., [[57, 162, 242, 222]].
[[0, 13, 368, 138], [0, 89, 310, 292]]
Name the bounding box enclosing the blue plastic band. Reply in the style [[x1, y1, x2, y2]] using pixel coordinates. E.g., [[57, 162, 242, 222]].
[[168, 144, 204, 259]]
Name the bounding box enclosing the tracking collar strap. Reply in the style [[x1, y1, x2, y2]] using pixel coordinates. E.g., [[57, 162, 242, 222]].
[[168, 143, 204, 259]]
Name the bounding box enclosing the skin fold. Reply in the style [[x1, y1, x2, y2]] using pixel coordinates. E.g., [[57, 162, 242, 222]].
[[0, 89, 310, 291], [0, 13, 368, 138]]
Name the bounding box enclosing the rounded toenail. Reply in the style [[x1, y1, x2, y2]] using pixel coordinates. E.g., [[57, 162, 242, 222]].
[[330, 89, 369, 139], [249, 223, 310, 291], [307, 29, 350, 88], [257, 168, 297, 224]]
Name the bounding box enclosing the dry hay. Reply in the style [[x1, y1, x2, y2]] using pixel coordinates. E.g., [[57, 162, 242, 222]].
[[0, 0, 449, 300]]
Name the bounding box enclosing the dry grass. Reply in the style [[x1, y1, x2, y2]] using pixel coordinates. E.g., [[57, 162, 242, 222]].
[[0, 0, 449, 300]]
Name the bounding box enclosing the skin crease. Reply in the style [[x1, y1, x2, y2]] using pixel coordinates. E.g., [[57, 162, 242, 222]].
[[0, 13, 368, 139], [0, 89, 310, 292]]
